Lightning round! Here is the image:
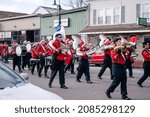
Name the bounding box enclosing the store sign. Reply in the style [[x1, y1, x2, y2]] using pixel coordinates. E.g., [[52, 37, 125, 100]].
[[54, 18, 69, 27], [137, 17, 147, 26]]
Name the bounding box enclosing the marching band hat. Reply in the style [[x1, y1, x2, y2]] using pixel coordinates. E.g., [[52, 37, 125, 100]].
[[55, 33, 62, 37], [142, 41, 149, 47], [113, 37, 121, 43]]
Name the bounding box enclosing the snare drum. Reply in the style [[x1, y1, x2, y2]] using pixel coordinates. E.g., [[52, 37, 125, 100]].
[[45, 56, 52, 66], [30, 58, 39, 66]]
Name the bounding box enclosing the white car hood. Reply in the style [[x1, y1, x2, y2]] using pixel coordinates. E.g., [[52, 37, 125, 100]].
[[0, 83, 63, 100]]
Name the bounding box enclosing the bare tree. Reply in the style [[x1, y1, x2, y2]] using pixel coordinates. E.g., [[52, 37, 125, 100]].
[[62, 0, 89, 9]]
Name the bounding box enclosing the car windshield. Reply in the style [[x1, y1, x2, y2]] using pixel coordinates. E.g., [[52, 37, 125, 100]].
[[0, 62, 25, 89]]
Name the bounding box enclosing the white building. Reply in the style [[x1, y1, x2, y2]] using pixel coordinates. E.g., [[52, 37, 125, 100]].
[[89, 0, 150, 25], [80, 0, 150, 41], [80, 0, 150, 67]]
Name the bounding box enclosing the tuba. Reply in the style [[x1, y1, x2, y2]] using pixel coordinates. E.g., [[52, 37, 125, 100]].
[[50, 25, 69, 53], [53, 25, 66, 41], [99, 34, 114, 50], [72, 35, 96, 56]]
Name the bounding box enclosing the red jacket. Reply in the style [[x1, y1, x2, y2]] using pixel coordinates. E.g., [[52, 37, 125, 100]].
[[52, 40, 66, 61], [45, 43, 52, 56], [11, 48, 16, 55], [79, 46, 88, 60], [142, 49, 150, 61], [31, 47, 39, 59], [65, 48, 75, 64], [37, 43, 47, 56], [111, 49, 126, 65], [104, 41, 112, 56], [1, 45, 8, 57]]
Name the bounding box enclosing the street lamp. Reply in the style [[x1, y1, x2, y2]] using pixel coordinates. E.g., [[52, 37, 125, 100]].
[[53, 0, 61, 26]]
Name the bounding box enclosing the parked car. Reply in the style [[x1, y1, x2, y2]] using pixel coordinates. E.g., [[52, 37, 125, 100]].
[[0, 62, 63, 100], [89, 48, 104, 66]]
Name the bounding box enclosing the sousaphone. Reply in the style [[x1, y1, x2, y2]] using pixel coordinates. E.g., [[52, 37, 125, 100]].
[[71, 35, 96, 56], [49, 25, 67, 52], [53, 25, 66, 41]]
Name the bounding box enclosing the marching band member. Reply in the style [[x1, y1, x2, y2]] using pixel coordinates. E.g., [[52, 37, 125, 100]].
[[22, 41, 31, 70], [137, 42, 150, 87], [44, 41, 53, 78], [1, 42, 9, 63], [22, 40, 27, 70], [48, 33, 68, 89], [11, 40, 22, 72], [76, 42, 92, 83], [30, 42, 40, 75], [105, 38, 131, 100], [64, 39, 75, 74], [97, 38, 114, 80], [125, 46, 135, 78], [37, 39, 48, 78]]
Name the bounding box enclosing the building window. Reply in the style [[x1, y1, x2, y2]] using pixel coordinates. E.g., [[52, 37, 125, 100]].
[[113, 7, 120, 24], [93, 9, 97, 25], [142, 3, 150, 21], [136, 4, 141, 18], [121, 6, 125, 23], [98, 9, 103, 24], [105, 8, 111, 24]]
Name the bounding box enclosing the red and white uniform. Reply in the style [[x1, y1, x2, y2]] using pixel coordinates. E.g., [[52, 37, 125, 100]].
[[142, 48, 150, 61], [52, 39, 67, 61], [37, 43, 47, 56], [1, 44, 8, 57], [31, 46, 39, 59], [78, 46, 89, 60], [111, 49, 126, 65]]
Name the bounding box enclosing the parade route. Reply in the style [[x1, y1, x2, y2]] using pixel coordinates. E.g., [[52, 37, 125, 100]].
[[7, 62, 150, 100]]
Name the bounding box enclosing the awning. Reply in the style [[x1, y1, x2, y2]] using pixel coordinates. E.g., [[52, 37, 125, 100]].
[[79, 23, 150, 34]]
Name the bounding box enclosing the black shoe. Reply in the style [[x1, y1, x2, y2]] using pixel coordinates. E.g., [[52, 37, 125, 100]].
[[48, 82, 52, 88], [31, 71, 34, 75], [45, 75, 49, 79], [71, 72, 76, 74], [76, 79, 81, 82], [122, 96, 131, 100], [48, 85, 52, 88], [38, 74, 41, 77], [98, 76, 102, 79], [111, 77, 114, 80], [60, 85, 68, 89], [137, 83, 143, 87], [105, 91, 112, 98], [129, 76, 134, 78], [87, 80, 93, 84]]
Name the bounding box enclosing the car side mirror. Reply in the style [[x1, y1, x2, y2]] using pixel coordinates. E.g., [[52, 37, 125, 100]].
[[20, 73, 29, 80]]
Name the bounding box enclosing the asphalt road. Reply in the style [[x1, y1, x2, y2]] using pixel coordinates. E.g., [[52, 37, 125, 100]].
[[7, 62, 150, 100]]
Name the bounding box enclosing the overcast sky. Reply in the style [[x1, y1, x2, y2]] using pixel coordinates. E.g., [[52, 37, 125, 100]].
[[0, 0, 70, 14]]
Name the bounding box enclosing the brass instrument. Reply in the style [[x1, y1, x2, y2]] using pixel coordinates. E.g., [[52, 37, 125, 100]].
[[72, 35, 96, 56], [114, 44, 133, 52], [114, 45, 126, 52]]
